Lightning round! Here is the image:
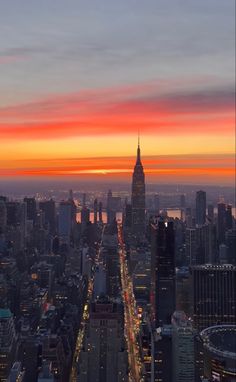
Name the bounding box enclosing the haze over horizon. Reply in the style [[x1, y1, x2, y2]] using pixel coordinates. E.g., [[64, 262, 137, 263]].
[[0, 0, 235, 185]]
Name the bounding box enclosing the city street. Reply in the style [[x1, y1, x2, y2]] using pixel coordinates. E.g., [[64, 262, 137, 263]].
[[118, 224, 143, 382]]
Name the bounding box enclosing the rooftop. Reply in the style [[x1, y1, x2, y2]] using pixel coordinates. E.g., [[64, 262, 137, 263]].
[[200, 325, 236, 359]]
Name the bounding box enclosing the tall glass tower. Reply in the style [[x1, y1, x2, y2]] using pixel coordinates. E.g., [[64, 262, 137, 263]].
[[131, 139, 145, 234]]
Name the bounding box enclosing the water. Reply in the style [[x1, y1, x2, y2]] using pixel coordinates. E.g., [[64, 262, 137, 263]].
[[165, 209, 181, 219], [167, 208, 236, 219], [76, 211, 123, 223], [76, 207, 235, 223]]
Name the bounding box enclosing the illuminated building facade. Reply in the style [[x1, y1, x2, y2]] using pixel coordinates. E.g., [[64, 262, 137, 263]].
[[131, 141, 145, 234]]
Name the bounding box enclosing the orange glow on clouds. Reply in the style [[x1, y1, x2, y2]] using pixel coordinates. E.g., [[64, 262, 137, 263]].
[[0, 81, 234, 184], [0, 155, 234, 185]]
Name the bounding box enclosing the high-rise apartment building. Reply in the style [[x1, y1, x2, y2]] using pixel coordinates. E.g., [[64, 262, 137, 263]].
[[191, 264, 236, 331], [131, 140, 145, 234]]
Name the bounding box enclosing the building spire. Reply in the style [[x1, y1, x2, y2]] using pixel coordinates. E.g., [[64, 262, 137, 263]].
[[136, 131, 141, 165]]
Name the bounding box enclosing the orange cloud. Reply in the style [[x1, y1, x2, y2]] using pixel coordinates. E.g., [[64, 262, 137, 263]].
[[0, 154, 234, 185], [0, 82, 234, 140]]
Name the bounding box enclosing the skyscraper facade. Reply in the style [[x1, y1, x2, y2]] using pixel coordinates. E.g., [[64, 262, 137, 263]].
[[217, 202, 226, 244], [131, 141, 145, 234], [191, 264, 236, 331], [171, 311, 195, 382], [150, 219, 175, 326], [39, 199, 56, 234], [58, 201, 72, 242], [78, 297, 128, 382], [196, 190, 206, 226]]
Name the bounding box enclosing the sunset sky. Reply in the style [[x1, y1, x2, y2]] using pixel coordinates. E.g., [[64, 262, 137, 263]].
[[0, 0, 235, 185]]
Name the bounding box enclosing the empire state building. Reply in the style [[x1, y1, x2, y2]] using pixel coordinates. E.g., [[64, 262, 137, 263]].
[[131, 140, 146, 234]]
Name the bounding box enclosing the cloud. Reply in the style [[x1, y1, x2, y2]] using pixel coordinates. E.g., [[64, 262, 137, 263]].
[[0, 82, 234, 139], [0, 45, 51, 65], [0, 154, 234, 185]]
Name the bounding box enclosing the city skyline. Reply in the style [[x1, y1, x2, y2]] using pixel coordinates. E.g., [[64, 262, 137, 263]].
[[0, 128, 236, 381], [0, 0, 235, 185]]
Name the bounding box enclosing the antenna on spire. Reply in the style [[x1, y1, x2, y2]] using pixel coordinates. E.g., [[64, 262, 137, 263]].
[[136, 129, 141, 165]]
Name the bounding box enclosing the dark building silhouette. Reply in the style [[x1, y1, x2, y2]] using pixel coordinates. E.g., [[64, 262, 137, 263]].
[[207, 204, 214, 222], [131, 140, 145, 234], [0, 309, 17, 381], [154, 194, 160, 215], [94, 198, 98, 224], [107, 190, 116, 224], [217, 202, 226, 244], [150, 219, 175, 326], [24, 197, 37, 223], [151, 326, 172, 382], [196, 190, 206, 226], [180, 194, 186, 209], [6, 201, 24, 227], [98, 201, 103, 222], [78, 296, 128, 382], [226, 229, 236, 265], [81, 206, 90, 233], [191, 264, 236, 331], [39, 199, 56, 234], [124, 202, 132, 228], [225, 204, 233, 230]]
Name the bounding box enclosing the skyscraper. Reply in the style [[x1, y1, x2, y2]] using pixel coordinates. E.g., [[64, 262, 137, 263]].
[[217, 202, 226, 244], [196, 190, 206, 226], [150, 219, 175, 326], [207, 204, 214, 222], [171, 311, 195, 382], [23, 197, 37, 223], [58, 201, 72, 242], [94, 198, 98, 224], [225, 204, 233, 230], [131, 139, 145, 234], [39, 199, 56, 234], [98, 202, 103, 222], [191, 264, 236, 331], [78, 296, 128, 382], [107, 190, 116, 224], [185, 228, 197, 265]]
